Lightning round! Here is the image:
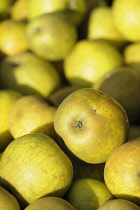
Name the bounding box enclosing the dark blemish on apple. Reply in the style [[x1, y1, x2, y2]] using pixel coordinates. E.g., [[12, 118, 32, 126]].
[[93, 110, 96, 113], [75, 120, 83, 129], [138, 172, 140, 178]]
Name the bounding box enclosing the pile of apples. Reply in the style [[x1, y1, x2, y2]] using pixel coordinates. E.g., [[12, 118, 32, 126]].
[[0, 0, 140, 209]]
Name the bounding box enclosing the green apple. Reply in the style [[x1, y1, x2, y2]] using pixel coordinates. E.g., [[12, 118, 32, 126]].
[[0, 89, 22, 152], [26, 11, 77, 61], [0, 52, 61, 97], [27, 0, 87, 25], [54, 88, 129, 164], [94, 66, 140, 124], [0, 186, 20, 210], [8, 95, 58, 140], [64, 39, 123, 87], [104, 137, 140, 205], [0, 133, 73, 207], [64, 178, 114, 210], [112, 0, 140, 41], [0, 19, 29, 56], [49, 85, 80, 106], [97, 199, 140, 210], [24, 197, 75, 210]]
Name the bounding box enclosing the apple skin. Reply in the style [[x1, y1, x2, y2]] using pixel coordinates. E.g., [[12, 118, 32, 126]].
[[54, 88, 129, 164]]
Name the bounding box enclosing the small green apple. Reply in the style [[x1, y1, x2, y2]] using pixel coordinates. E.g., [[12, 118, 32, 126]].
[[94, 66, 140, 124], [54, 88, 129, 164], [26, 12, 78, 61], [64, 178, 114, 210]]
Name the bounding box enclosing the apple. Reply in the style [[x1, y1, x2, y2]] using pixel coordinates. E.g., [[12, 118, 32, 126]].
[[97, 199, 140, 210], [8, 95, 58, 141], [0, 186, 20, 210], [27, 0, 87, 25], [87, 6, 126, 48], [0, 51, 62, 97], [112, 0, 140, 41], [54, 88, 129, 164], [0, 133, 73, 207], [24, 197, 75, 210], [10, 0, 28, 21], [0, 19, 29, 56], [104, 137, 140, 205], [26, 11, 78, 61], [64, 178, 114, 209], [0, 0, 13, 18], [64, 39, 123, 87], [0, 89, 22, 152]]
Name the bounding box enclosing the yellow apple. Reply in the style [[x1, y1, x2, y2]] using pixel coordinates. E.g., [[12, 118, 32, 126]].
[[0, 19, 29, 56], [26, 11, 77, 61], [24, 197, 75, 210], [97, 199, 140, 210], [27, 0, 87, 25], [112, 0, 140, 41], [0, 52, 62, 97], [64, 39, 123, 87], [8, 95, 58, 140], [0, 133, 73, 207], [0, 89, 22, 152], [0, 186, 20, 210], [87, 6, 126, 48], [10, 0, 28, 21], [104, 137, 140, 205], [54, 88, 129, 164]]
